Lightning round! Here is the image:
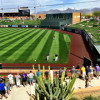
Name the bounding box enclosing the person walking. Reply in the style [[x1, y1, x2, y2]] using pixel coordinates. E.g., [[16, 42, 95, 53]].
[[90, 66, 94, 79], [8, 73, 13, 88], [15, 73, 21, 87], [86, 66, 91, 82], [95, 64, 100, 79], [6, 79, 10, 95], [36, 70, 42, 77], [21, 72, 27, 87], [27, 71, 34, 85], [81, 65, 86, 81], [71, 66, 76, 78], [59, 68, 63, 79], [65, 68, 67, 80], [0, 80, 8, 99]]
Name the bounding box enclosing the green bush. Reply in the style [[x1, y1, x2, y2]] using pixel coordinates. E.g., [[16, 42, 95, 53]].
[[70, 97, 80, 100], [83, 95, 98, 100], [93, 24, 98, 27]]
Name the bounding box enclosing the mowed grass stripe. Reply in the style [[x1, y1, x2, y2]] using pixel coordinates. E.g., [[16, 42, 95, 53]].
[[63, 34, 71, 63], [0, 29, 40, 60], [7, 29, 43, 62], [0, 28, 29, 44], [0, 28, 29, 43], [49, 31, 59, 62], [59, 33, 69, 63], [0, 28, 18, 33], [63, 34, 71, 43], [0, 28, 28, 39], [0, 29, 35, 56], [0, 28, 19, 36], [27, 30, 52, 62], [5, 29, 43, 63], [0, 29, 20, 38], [0, 29, 34, 49], [36, 30, 55, 63], [15, 29, 48, 63]]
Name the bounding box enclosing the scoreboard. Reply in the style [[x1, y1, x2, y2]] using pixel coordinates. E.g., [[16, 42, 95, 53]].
[[18, 7, 30, 17]]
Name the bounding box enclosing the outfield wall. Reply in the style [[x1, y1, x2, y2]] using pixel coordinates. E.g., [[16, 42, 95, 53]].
[[0, 25, 39, 28], [64, 27, 100, 65]]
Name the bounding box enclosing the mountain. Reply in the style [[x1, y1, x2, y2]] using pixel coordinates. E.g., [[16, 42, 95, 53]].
[[36, 7, 100, 14], [37, 9, 61, 14]]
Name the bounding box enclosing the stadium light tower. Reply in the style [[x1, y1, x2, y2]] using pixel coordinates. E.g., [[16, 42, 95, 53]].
[[34, 0, 36, 21], [1, 0, 4, 20], [1, 8, 4, 20]]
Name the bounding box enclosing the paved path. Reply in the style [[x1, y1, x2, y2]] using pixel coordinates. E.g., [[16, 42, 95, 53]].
[[1, 77, 100, 100], [74, 77, 100, 89], [2, 84, 35, 100]]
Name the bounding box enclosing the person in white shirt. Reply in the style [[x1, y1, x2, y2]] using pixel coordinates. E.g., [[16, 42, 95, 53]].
[[15, 73, 21, 87], [55, 54, 58, 61], [50, 69, 53, 83], [8, 73, 13, 88], [47, 53, 49, 61], [27, 71, 34, 85]]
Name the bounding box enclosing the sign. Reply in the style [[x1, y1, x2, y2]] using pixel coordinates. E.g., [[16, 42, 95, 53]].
[[12, 25, 18, 27]]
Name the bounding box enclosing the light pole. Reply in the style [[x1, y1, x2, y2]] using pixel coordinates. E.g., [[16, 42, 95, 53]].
[[1, 8, 4, 20], [34, 0, 36, 21], [1, 0, 4, 20]]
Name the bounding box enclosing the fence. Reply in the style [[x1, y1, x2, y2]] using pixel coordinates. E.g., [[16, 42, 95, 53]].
[[0, 25, 39, 28]]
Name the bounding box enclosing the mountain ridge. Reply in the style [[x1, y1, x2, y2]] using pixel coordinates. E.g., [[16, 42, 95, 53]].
[[36, 7, 100, 14]]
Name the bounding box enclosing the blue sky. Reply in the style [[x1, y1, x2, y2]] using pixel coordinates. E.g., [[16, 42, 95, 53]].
[[0, 0, 100, 14]]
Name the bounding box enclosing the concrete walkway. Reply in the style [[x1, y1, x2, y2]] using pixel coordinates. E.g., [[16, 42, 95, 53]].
[[74, 77, 100, 89], [1, 77, 100, 100], [2, 84, 35, 100]]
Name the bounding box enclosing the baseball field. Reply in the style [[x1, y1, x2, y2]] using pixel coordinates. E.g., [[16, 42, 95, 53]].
[[0, 28, 71, 64]]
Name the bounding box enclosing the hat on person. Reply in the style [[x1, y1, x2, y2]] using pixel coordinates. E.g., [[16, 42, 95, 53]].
[[9, 73, 11, 74], [73, 66, 75, 68], [30, 71, 32, 73]]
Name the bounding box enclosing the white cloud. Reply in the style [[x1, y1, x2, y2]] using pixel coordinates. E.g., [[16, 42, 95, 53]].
[[0, 0, 100, 13]]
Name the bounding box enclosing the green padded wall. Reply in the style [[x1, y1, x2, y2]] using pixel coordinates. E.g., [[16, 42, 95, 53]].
[[40, 13, 72, 29]]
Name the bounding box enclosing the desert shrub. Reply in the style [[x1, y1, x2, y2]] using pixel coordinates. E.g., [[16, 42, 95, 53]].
[[83, 95, 97, 100]]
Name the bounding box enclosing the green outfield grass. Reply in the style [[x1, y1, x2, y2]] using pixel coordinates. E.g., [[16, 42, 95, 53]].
[[0, 28, 71, 64]]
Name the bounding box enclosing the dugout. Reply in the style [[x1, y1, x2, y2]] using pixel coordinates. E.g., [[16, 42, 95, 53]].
[[0, 63, 2, 69]]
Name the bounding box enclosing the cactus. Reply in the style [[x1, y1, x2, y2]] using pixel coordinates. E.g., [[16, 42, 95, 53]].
[[34, 65, 77, 100], [43, 65, 45, 79]]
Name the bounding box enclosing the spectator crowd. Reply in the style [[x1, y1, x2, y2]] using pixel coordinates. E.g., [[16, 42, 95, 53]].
[[0, 64, 100, 99]]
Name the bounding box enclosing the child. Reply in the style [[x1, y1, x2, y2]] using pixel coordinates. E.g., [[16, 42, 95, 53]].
[[0, 80, 8, 99], [15, 73, 21, 87], [8, 73, 13, 88], [85, 76, 89, 88], [6, 79, 10, 95]]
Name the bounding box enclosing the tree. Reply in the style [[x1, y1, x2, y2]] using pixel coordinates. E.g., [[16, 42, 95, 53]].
[[93, 11, 100, 18], [30, 15, 35, 19]]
